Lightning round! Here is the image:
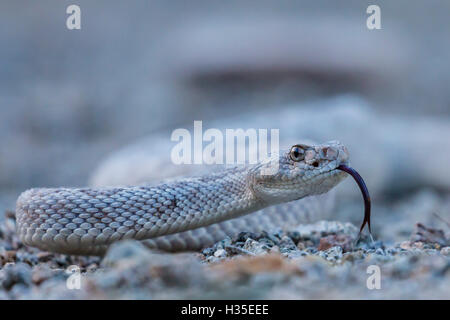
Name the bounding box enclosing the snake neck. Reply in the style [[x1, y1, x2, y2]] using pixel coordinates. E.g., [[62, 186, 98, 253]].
[[170, 166, 264, 226]]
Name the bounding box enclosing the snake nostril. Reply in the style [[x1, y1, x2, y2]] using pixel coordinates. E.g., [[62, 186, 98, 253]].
[[321, 146, 338, 160]]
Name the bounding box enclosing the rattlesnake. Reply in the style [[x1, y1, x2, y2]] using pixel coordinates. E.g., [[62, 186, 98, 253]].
[[15, 141, 361, 255]]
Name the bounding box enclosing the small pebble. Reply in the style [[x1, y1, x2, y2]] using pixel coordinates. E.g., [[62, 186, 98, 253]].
[[440, 247, 450, 256], [214, 249, 227, 258], [1, 262, 32, 291]]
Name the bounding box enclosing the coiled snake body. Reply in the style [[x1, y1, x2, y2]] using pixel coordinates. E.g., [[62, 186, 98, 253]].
[[16, 141, 349, 255]]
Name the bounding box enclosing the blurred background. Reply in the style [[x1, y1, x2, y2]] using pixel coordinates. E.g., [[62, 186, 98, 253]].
[[1, 0, 450, 222]]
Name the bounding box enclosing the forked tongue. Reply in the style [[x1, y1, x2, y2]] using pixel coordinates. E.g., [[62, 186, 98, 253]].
[[337, 165, 374, 244]]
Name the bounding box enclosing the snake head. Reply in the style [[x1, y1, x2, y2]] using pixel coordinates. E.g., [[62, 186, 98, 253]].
[[249, 140, 349, 204]]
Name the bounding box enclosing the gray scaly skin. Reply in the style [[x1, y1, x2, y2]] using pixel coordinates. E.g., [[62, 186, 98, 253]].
[[15, 141, 349, 255]]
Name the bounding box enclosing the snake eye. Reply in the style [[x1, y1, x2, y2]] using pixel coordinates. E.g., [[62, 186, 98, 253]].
[[290, 145, 305, 162]]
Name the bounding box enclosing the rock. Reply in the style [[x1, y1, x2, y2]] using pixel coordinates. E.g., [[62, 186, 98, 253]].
[[287, 231, 302, 243], [243, 238, 268, 255], [440, 247, 450, 256], [32, 265, 57, 285], [202, 247, 215, 257], [0, 250, 16, 265], [212, 237, 232, 250], [270, 246, 280, 254], [36, 252, 54, 263], [102, 240, 152, 268], [320, 246, 343, 262], [342, 250, 365, 263], [400, 241, 412, 250], [233, 232, 259, 243], [278, 236, 297, 254], [99, 240, 205, 293], [388, 256, 415, 279], [318, 234, 353, 252], [0, 262, 32, 291], [214, 249, 227, 258], [86, 263, 99, 273], [211, 253, 302, 276]]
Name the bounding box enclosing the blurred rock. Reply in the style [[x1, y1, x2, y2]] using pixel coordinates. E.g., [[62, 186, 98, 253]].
[[0, 262, 32, 291], [318, 234, 353, 252]]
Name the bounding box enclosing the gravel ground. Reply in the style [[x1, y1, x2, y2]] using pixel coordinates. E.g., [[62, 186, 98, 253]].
[[1, 191, 449, 299]]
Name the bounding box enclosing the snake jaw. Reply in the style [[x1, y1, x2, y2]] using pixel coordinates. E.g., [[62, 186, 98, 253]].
[[337, 164, 373, 241]]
